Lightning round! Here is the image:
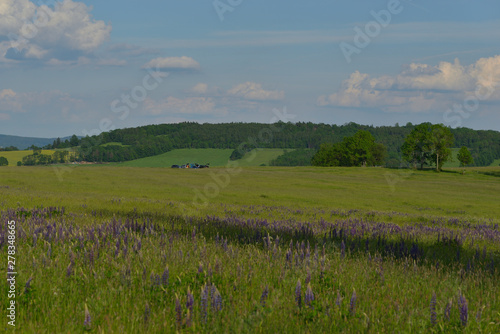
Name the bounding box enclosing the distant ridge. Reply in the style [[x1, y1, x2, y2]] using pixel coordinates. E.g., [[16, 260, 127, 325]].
[[0, 134, 72, 149]]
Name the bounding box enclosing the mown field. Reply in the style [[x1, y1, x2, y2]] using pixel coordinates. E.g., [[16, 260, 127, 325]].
[[0, 165, 499, 332], [116, 148, 286, 168]]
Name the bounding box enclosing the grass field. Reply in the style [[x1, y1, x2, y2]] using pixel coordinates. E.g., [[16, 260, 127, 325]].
[[0, 166, 499, 332], [117, 148, 287, 168], [0, 150, 55, 166]]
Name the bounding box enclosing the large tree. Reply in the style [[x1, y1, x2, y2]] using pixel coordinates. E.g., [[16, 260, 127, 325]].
[[457, 146, 474, 174], [0, 156, 8, 166], [430, 124, 454, 171], [401, 123, 433, 169], [311, 130, 386, 167]]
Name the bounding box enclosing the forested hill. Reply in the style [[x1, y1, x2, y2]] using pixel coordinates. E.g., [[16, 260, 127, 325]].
[[65, 122, 500, 166]]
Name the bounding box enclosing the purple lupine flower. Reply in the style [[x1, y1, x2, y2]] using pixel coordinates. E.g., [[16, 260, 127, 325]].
[[84, 304, 91, 329], [198, 263, 203, 275], [305, 283, 314, 308], [24, 277, 33, 294], [459, 294, 468, 327], [295, 279, 302, 308], [444, 300, 452, 321], [186, 287, 194, 314], [144, 302, 150, 323], [305, 269, 311, 285], [341, 240, 346, 259], [349, 290, 356, 315], [213, 287, 222, 312], [162, 267, 169, 286], [430, 293, 437, 325], [201, 284, 208, 323], [260, 285, 269, 307], [66, 263, 73, 277], [175, 294, 182, 327]]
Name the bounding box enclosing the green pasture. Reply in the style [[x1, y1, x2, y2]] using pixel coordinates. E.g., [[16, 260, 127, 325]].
[[0, 165, 499, 221]]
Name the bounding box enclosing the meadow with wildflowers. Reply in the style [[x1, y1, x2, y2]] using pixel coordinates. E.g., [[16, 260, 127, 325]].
[[0, 166, 499, 332]]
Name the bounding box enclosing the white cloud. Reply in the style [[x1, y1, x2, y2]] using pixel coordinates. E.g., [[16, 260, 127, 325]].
[[318, 55, 500, 112], [0, 89, 85, 115], [0, 0, 111, 62], [143, 97, 225, 116], [227, 82, 285, 101], [142, 56, 200, 71], [191, 83, 208, 94]]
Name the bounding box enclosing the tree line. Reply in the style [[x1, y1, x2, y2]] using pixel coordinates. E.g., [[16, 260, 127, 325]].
[[39, 122, 500, 166]]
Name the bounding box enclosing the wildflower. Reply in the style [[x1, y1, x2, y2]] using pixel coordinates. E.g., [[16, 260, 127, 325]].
[[305, 283, 314, 308], [66, 263, 73, 277], [162, 266, 169, 286], [24, 277, 33, 294], [260, 285, 269, 307], [295, 279, 302, 308], [458, 294, 468, 327], [430, 293, 437, 325], [341, 240, 346, 259], [186, 287, 194, 314], [444, 299, 452, 322], [349, 290, 356, 315], [175, 294, 182, 327], [84, 304, 91, 329], [201, 284, 208, 323]]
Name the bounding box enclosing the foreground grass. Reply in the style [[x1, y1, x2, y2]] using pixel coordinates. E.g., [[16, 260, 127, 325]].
[[0, 166, 499, 332]]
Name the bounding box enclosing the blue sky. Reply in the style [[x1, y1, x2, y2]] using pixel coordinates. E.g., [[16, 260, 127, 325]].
[[1, 0, 499, 137]]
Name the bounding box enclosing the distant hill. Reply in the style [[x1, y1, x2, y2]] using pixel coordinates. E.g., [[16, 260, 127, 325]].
[[0, 134, 72, 150], [75, 122, 500, 167]]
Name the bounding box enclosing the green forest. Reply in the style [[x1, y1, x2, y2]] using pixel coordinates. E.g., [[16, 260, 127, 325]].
[[39, 122, 500, 167]]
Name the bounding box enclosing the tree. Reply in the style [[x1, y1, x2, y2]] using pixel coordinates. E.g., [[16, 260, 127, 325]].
[[457, 146, 474, 174], [430, 124, 454, 172], [0, 156, 8, 166], [70, 134, 80, 147], [311, 130, 386, 167], [401, 123, 433, 169]]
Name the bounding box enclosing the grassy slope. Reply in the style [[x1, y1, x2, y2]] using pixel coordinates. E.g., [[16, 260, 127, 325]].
[[0, 150, 55, 166], [116, 148, 286, 167], [0, 166, 498, 221]]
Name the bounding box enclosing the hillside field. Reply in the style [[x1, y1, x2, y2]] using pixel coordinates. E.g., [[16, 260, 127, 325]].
[[0, 150, 56, 166], [0, 165, 499, 332], [116, 148, 286, 168]]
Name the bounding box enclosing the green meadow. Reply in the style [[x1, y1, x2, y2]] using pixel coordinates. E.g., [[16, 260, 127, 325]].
[[116, 148, 286, 168], [0, 165, 499, 332]]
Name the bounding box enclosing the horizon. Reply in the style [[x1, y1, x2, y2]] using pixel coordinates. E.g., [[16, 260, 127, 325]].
[[1, 1, 500, 137]]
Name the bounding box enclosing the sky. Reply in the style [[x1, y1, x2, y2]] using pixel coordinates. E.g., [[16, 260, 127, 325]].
[[0, 0, 499, 138]]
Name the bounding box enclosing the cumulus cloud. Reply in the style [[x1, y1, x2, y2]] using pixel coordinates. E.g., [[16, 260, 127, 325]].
[[227, 82, 285, 101], [142, 56, 200, 71], [0, 0, 111, 63], [143, 96, 226, 116], [318, 55, 500, 112]]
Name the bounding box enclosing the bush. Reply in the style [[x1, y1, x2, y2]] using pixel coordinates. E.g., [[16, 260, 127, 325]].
[[0, 156, 8, 166]]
